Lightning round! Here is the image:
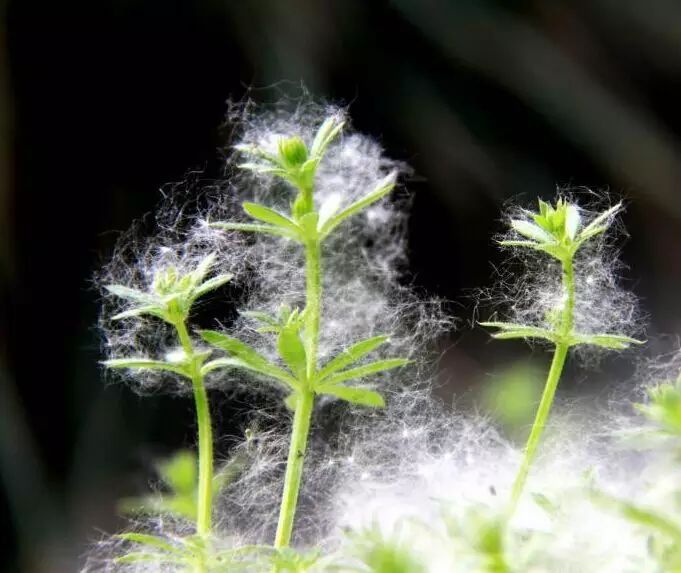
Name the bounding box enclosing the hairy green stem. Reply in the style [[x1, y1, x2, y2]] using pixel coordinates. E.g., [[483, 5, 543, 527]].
[[510, 342, 568, 504], [510, 256, 575, 506], [273, 389, 315, 548], [304, 239, 322, 379], [176, 320, 213, 538], [274, 238, 322, 548]]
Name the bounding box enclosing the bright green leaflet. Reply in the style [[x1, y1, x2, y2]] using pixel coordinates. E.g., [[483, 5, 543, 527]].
[[481, 199, 643, 509], [206, 115, 409, 550]]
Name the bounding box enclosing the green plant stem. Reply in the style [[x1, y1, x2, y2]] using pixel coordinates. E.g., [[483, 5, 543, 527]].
[[510, 256, 575, 506], [510, 342, 568, 505], [273, 388, 315, 548], [176, 320, 213, 539], [304, 239, 322, 379], [274, 238, 322, 548]]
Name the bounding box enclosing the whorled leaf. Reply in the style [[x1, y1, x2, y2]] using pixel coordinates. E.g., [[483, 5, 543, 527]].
[[316, 358, 411, 387], [103, 358, 191, 378], [199, 330, 299, 389], [318, 172, 397, 239], [317, 335, 390, 380]]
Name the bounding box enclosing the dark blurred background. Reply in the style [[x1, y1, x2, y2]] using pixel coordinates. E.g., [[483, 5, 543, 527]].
[[3, 0, 681, 570]]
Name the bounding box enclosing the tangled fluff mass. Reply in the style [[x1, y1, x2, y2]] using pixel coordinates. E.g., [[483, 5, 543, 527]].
[[89, 99, 679, 572]]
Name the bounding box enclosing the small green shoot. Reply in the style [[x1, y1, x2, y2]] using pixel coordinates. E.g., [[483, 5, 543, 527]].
[[481, 199, 643, 508], [119, 449, 248, 523], [635, 374, 681, 451], [349, 526, 425, 573], [444, 505, 513, 573], [104, 254, 232, 572]]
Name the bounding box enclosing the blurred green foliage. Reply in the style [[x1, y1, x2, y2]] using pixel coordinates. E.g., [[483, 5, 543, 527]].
[[479, 362, 543, 440]]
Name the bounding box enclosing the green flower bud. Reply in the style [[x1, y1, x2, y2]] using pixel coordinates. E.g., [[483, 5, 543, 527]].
[[278, 136, 309, 169], [153, 266, 179, 296]]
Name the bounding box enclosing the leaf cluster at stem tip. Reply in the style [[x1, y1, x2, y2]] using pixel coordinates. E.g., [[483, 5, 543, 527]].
[[481, 198, 644, 351], [636, 374, 681, 443], [103, 252, 234, 380], [105, 253, 232, 325], [501, 198, 622, 263], [202, 114, 410, 410], [211, 114, 399, 244], [103, 115, 411, 410]]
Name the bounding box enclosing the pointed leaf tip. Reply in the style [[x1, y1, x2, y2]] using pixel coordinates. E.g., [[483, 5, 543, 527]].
[[318, 385, 385, 408], [510, 220, 554, 243], [318, 171, 398, 239]]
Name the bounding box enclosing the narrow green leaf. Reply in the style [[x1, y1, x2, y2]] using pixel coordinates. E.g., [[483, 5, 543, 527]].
[[237, 163, 286, 176], [241, 310, 280, 327], [318, 358, 411, 387], [105, 284, 156, 305], [565, 205, 581, 240], [199, 330, 299, 389], [479, 321, 523, 329], [200, 357, 243, 376], [255, 326, 279, 334], [480, 322, 557, 343], [191, 273, 233, 301], [578, 203, 622, 241], [190, 253, 217, 285], [509, 220, 554, 243], [592, 492, 681, 541], [210, 221, 299, 240], [277, 326, 307, 380], [103, 358, 189, 377], [234, 143, 280, 163], [199, 331, 264, 365], [500, 239, 567, 261], [572, 333, 644, 350], [111, 305, 165, 321], [317, 194, 342, 229], [498, 240, 541, 249], [492, 330, 556, 342], [309, 116, 345, 159], [242, 202, 302, 236], [317, 335, 390, 381], [318, 385, 385, 407], [117, 533, 187, 555], [318, 172, 397, 238], [577, 225, 607, 244], [115, 552, 185, 564]]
